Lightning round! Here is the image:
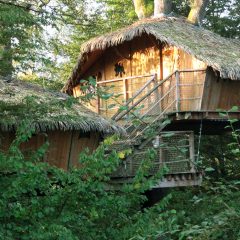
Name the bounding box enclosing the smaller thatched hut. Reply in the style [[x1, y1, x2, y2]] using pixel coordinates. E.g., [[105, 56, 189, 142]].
[[0, 79, 124, 170]]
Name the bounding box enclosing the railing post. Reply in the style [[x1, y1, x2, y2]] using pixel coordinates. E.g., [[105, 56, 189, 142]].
[[123, 78, 127, 103], [175, 71, 180, 112], [96, 82, 100, 114], [189, 132, 195, 173], [153, 73, 161, 113]]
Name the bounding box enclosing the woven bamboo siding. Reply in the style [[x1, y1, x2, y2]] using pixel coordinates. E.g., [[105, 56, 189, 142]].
[[178, 49, 206, 71], [162, 46, 178, 78], [201, 68, 240, 110], [0, 131, 100, 170], [103, 42, 131, 80], [131, 35, 160, 78]]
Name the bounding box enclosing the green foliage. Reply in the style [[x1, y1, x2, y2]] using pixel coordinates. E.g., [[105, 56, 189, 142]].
[[0, 122, 177, 239], [199, 107, 240, 180], [168, 180, 240, 240], [205, 0, 240, 38], [0, 0, 53, 78], [1, 0, 238, 88]]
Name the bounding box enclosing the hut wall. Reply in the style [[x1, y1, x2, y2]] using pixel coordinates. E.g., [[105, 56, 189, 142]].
[[0, 130, 100, 170], [80, 34, 162, 117], [201, 68, 240, 110], [176, 49, 206, 111], [72, 37, 208, 117], [68, 131, 99, 168], [162, 46, 178, 78], [178, 49, 206, 70], [130, 35, 160, 78]]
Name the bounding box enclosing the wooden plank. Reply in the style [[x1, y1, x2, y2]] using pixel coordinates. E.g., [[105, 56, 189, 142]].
[[68, 131, 100, 168], [0, 130, 100, 171], [43, 131, 72, 170], [131, 34, 160, 77], [19, 133, 46, 161], [201, 68, 222, 110], [159, 43, 163, 80], [97, 74, 154, 84]]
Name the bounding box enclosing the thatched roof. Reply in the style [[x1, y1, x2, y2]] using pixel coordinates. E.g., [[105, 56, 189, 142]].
[[63, 16, 240, 93], [0, 79, 124, 135]]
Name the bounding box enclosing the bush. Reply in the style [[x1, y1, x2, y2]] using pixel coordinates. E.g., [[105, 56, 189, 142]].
[[0, 122, 177, 240]]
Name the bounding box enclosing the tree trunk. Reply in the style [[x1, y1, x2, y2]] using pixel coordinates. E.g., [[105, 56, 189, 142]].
[[154, 0, 172, 17], [187, 0, 209, 25], [132, 0, 147, 19], [0, 35, 13, 80]]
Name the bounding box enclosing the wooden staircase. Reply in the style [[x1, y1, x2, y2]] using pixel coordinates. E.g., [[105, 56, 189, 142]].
[[109, 70, 205, 188]]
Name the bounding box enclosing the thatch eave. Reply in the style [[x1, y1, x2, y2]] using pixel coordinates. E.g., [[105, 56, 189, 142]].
[[0, 79, 125, 135]]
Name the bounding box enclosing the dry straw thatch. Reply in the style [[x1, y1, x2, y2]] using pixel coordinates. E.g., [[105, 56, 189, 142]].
[[0, 79, 124, 135], [63, 16, 240, 93]]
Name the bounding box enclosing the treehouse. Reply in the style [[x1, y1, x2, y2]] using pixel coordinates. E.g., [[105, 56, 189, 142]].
[[63, 16, 240, 187], [0, 79, 123, 170]]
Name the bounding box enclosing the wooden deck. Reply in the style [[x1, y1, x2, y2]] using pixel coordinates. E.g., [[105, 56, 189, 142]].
[[110, 172, 203, 188], [163, 111, 240, 134]]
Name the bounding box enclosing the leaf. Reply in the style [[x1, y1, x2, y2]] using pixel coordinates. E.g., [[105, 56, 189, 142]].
[[219, 112, 227, 117], [231, 149, 240, 154], [80, 79, 87, 83], [162, 119, 171, 126], [162, 132, 175, 138], [118, 151, 125, 159], [101, 93, 114, 100], [107, 104, 116, 109], [229, 118, 238, 124], [88, 76, 96, 86], [205, 167, 215, 172], [229, 106, 239, 112], [119, 105, 128, 111]]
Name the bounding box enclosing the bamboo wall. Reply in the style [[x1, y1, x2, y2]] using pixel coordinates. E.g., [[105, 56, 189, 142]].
[[0, 130, 100, 170]]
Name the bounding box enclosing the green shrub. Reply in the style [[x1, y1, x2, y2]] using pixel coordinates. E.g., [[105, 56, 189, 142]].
[[0, 122, 177, 240]]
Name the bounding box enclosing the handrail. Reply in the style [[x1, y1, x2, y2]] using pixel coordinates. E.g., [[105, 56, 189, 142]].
[[114, 71, 177, 121], [112, 74, 156, 120], [113, 69, 207, 122], [130, 100, 176, 139], [141, 85, 176, 118], [97, 74, 154, 85], [98, 69, 205, 85]]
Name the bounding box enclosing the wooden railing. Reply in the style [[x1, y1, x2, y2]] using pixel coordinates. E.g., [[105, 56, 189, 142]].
[[111, 69, 206, 138], [110, 131, 196, 178], [97, 74, 156, 118]]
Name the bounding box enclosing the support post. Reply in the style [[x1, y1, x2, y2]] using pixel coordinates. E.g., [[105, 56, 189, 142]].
[[153, 73, 161, 114], [96, 83, 100, 114], [175, 71, 180, 112], [159, 135, 163, 170], [189, 132, 195, 173], [123, 78, 127, 103]]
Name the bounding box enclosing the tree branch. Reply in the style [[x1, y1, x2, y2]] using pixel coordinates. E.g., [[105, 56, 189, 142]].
[[0, 0, 44, 13]]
